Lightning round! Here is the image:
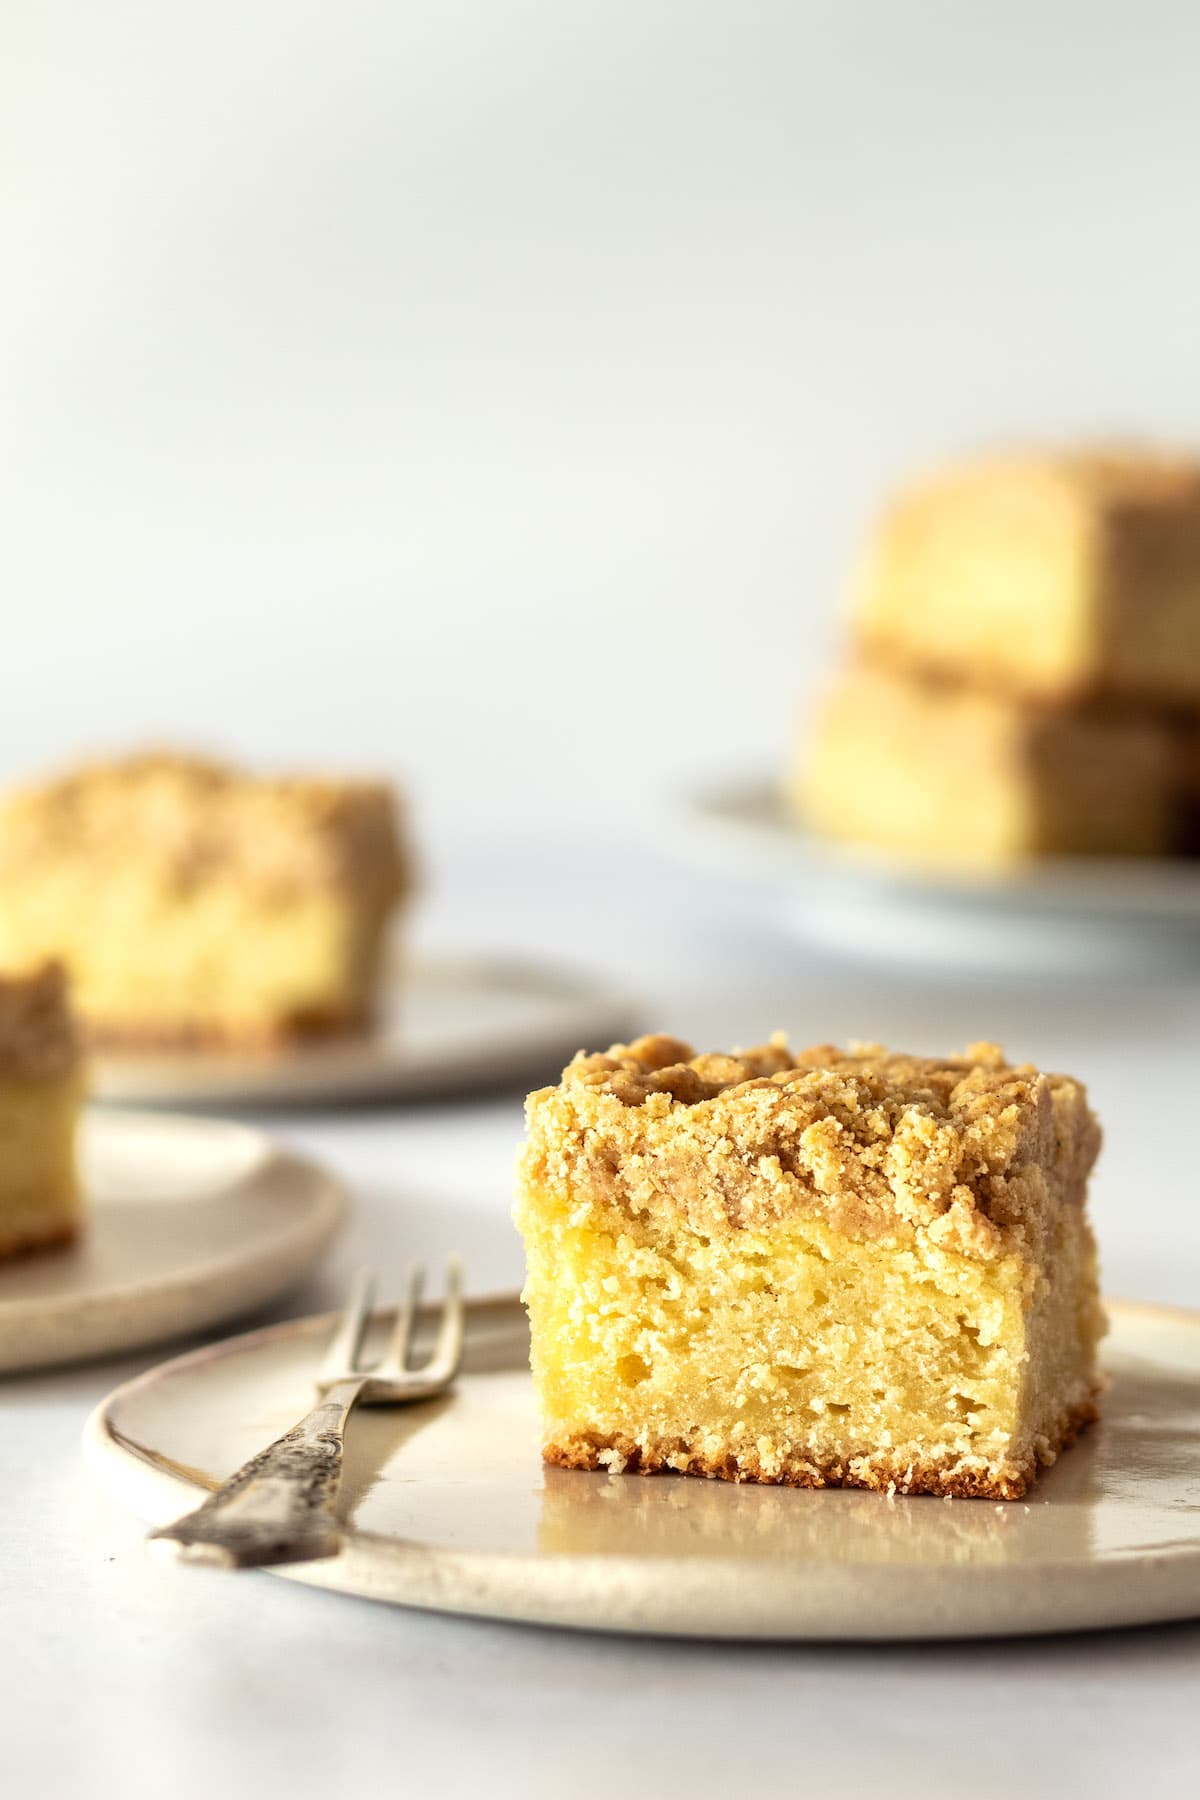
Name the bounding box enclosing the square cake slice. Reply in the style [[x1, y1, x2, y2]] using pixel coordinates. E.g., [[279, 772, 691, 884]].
[[0, 753, 412, 1047], [0, 964, 85, 1259], [851, 448, 1200, 705], [795, 660, 1177, 866], [515, 1035, 1104, 1499]]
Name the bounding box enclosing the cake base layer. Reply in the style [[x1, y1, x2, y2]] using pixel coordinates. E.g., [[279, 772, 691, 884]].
[[0, 894, 395, 1049], [544, 1393, 1100, 1501], [518, 1154, 1102, 1501]]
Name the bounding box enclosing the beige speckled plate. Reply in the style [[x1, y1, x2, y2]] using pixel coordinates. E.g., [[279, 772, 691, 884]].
[[90, 956, 639, 1109], [84, 1297, 1200, 1639], [0, 1112, 346, 1373]]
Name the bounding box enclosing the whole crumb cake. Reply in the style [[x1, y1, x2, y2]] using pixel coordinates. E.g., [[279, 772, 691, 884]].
[[0, 964, 86, 1259], [515, 1034, 1105, 1500], [0, 752, 413, 1048]]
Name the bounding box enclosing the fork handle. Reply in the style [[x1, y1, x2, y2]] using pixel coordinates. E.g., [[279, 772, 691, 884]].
[[147, 1378, 365, 1570]]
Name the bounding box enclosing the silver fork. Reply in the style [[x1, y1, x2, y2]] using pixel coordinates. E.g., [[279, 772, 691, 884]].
[[148, 1259, 465, 1570]]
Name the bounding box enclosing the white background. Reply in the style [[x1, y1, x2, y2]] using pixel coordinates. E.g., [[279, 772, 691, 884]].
[[6, 2, 1200, 848], [4, 13, 1200, 1793]]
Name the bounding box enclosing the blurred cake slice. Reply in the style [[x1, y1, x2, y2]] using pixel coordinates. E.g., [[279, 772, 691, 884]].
[[0, 753, 412, 1048], [851, 448, 1200, 705], [0, 963, 85, 1259], [516, 1034, 1104, 1500], [795, 660, 1176, 866]]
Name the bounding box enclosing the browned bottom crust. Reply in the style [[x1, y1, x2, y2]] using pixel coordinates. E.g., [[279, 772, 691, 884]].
[[84, 1007, 372, 1055], [0, 1217, 81, 1262], [543, 1394, 1101, 1501]]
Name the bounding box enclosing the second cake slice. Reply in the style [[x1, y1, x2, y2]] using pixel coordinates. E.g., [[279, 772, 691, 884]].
[[0, 753, 412, 1048], [796, 660, 1178, 865]]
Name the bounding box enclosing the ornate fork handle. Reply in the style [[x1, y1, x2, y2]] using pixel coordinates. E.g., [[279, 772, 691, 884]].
[[148, 1378, 364, 1569]]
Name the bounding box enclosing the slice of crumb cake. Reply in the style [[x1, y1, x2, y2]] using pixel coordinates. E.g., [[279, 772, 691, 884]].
[[0, 964, 86, 1259], [0, 752, 412, 1048], [850, 448, 1200, 706], [515, 1035, 1105, 1500], [797, 660, 1177, 865]]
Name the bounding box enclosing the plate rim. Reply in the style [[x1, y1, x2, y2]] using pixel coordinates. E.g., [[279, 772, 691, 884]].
[[82, 1295, 1200, 1641], [0, 1109, 348, 1373], [677, 776, 1200, 919]]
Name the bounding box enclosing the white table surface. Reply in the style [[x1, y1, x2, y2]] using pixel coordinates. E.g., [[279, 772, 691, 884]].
[[4, 841, 1199, 1800]]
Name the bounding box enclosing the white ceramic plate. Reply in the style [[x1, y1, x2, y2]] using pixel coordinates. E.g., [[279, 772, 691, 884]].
[[85, 1297, 1200, 1640], [678, 779, 1200, 971], [90, 955, 640, 1109], [0, 1112, 346, 1373]]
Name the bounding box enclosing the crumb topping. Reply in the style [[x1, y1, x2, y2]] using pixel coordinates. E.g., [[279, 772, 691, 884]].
[[0, 752, 409, 902], [0, 963, 83, 1078], [522, 1034, 1100, 1261]]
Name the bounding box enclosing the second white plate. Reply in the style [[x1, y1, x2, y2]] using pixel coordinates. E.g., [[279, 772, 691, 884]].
[[678, 779, 1200, 973], [91, 955, 640, 1109], [0, 1110, 346, 1373]]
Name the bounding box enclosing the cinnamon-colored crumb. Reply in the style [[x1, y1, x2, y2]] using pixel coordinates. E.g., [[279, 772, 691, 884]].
[[522, 1035, 1100, 1261]]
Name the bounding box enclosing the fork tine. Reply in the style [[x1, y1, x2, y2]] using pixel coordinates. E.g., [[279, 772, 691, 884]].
[[381, 1263, 424, 1373], [423, 1255, 466, 1381], [318, 1267, 375, 1382]]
